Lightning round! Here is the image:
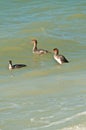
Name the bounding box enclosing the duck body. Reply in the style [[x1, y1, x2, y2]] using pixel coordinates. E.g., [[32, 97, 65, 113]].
[[33, 48, 49, 54], [9, 60, 26, 70], [53, 48, 69, 64], [54, 54, 69, 64], [32, 39, 50, 55]]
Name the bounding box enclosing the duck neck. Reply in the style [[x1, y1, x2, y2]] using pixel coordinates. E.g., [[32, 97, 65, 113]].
[[54, 51, 58, 56], [33, 43, 37, 51], [9, 62, 12, 70]]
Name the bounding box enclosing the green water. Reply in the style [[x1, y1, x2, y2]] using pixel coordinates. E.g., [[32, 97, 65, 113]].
[[0, 0, 86, 130]]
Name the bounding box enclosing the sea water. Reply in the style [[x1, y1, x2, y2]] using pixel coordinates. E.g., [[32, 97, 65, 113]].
[[0, 0, 86, 130]]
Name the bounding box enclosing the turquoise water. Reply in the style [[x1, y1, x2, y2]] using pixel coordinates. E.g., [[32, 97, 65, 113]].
[[0, 0, 86, 130]]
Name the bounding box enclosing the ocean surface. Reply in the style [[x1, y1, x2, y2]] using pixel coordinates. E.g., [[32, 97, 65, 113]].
[[0, 0, 86, 130]]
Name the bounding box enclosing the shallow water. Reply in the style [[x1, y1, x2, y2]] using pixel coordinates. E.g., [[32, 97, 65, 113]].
[[0, 0, 86, 130]]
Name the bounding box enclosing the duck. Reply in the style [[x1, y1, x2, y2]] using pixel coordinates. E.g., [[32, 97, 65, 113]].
[[53, 48, 69, 64], [32, 39, 51, 55], [8, 60, 27, 70]]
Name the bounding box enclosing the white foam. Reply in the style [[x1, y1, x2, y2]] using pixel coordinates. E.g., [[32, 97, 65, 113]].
[[30, 118, 35, 122], [40, 115, 54, 120], [10, 103, 21, 109], [61, 125, 86, 130], [24, 125, 86, 130], [25, 111, 86, 130], [43, 111, 86, 128]]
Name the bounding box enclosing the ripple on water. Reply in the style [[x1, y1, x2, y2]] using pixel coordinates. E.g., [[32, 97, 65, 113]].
[[24, 111, 86, 130], [0, 102, 21, 113], [61, 125, 86, 130]]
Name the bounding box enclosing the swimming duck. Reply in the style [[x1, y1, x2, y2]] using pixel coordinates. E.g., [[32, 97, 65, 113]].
[[32, 39, 50, 54], [53, 48, 69, 64], [8, 60, 27, 70]]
